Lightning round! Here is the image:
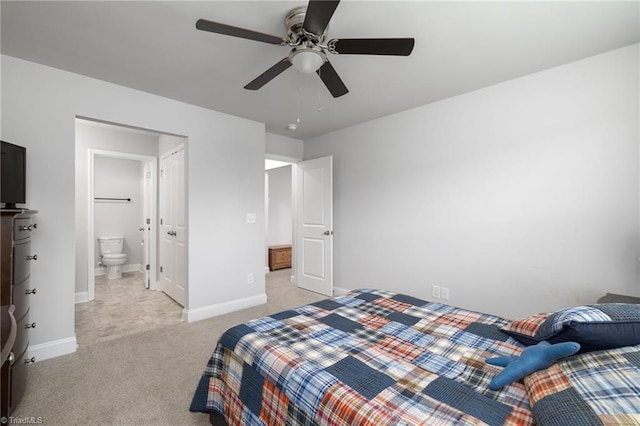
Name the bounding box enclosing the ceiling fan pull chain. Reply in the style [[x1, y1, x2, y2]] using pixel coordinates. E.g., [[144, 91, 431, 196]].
[[296, 71, 301, 124]]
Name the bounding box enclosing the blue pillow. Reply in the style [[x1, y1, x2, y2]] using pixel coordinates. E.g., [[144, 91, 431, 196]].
[[502, 304, 640, 353]]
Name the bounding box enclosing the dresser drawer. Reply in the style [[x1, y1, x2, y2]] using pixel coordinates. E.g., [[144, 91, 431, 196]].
[[273, 250, 291, 264], [13, 309, 30, 360], [12, 218, 32, 242], [12, 241, 31, 285], [9, 345, 28, 412], [12, 279, 33, 321]]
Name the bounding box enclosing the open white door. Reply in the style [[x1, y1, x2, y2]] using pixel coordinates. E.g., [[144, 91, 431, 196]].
[[295, 156, 333, 296], [159, 147, 186, 306]]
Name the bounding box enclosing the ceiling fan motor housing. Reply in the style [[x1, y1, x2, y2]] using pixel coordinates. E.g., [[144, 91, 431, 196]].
[[285, 6, 327, 45]]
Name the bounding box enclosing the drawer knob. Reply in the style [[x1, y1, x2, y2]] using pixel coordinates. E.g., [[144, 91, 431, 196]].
[[24, 357, 36, 364], [25, 322, 36, 329], [27, 254, 38, 261], [26, 288, 37, 295]]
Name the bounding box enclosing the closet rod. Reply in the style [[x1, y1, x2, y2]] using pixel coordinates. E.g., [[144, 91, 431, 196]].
[[95, 197, 131, 202]]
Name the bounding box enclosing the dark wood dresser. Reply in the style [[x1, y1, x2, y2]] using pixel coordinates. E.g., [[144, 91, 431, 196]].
[[268, 245, 292, 270], [1, 209, 38, 418]]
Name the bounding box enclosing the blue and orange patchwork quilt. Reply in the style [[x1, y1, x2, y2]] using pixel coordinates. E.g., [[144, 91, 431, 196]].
[[190, 289, 640, 425], [191, 289, 535, 425]]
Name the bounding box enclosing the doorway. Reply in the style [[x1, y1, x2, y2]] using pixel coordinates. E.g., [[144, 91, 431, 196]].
[[265, 158, 295, 279], [88, 149, 157, 301], [75, 118, 188, 345], [264, 155, 334, 296]]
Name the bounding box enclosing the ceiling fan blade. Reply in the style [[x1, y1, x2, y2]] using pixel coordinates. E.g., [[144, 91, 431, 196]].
[[196, 19, 286, 45], [244, 58, 292, 90], [329, 38, 415, 56], [317, 60, 348, 98], [303, 0, 340, 36]]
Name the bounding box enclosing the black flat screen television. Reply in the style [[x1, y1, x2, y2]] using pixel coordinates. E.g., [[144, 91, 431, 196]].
[[1, 141, 27, 209]]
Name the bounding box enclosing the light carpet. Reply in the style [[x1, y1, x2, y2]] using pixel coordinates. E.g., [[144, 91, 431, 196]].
[[10, 269, 326, 425]]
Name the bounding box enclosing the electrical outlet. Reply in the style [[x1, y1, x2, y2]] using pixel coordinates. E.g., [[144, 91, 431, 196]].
[[246, 213, 257, 223], [441, 287, 450, 301], [432, 285, 441, 299], [247, 273, 254, 284]]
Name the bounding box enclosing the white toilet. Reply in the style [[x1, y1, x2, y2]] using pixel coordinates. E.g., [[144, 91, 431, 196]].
[[98, 236, 128, 280]]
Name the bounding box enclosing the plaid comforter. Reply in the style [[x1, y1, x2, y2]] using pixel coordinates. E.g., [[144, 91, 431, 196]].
[[524, 343, 640, 425], [190, 289, 534, 425]]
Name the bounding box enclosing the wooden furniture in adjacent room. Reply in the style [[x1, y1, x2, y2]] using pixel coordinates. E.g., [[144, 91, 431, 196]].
[[268, 244, 292, 270], [1, 209, 38, 418]]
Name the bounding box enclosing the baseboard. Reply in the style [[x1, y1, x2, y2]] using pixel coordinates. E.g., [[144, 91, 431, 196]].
[[75, 291, 89, 304], [183, 293, 268, 323], [333, 286, 351, 296], [28, 336, 77, 362]]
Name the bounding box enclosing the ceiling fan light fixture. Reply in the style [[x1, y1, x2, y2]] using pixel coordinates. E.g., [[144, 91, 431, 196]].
[[290, 48, 325, 74]]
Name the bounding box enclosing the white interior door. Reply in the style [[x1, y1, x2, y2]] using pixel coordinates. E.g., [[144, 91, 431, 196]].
[[295, 156, 333, 296], [159, 147, 186, 306]]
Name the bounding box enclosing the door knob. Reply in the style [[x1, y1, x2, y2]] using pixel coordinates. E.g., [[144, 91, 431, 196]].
[[323, 230, 333, 236]]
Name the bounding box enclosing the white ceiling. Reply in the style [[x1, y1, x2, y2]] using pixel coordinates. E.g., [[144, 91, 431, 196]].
[[2, 1, 638, 140]]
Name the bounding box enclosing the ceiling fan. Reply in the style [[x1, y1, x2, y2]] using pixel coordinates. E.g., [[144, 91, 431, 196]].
[[196, 0, 415, 98]]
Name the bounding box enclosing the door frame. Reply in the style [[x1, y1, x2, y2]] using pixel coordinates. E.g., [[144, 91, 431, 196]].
[[265, 154, 300, 281], [87, 149, 158, 301]]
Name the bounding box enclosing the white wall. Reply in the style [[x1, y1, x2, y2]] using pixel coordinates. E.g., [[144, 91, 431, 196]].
[[305, 44, 640, 319], [94, 156, 144, 270], [75, 120, 160, 293], [266, 165, 292, 247], [2, 55, 267, 360], [266, 132, 303, 161]]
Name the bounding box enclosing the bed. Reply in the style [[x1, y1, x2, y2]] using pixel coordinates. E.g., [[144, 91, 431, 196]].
[[190, 288, 640, 425]]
